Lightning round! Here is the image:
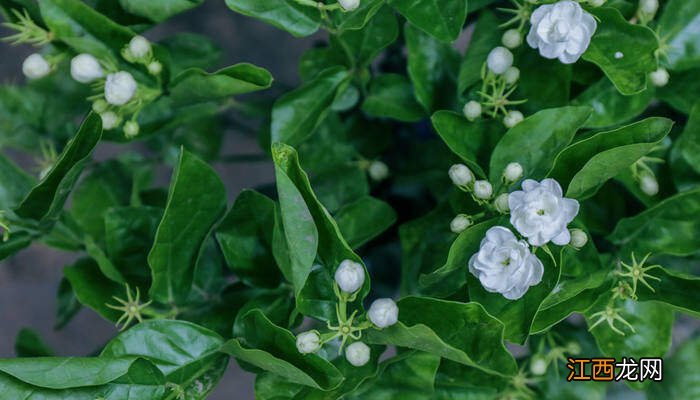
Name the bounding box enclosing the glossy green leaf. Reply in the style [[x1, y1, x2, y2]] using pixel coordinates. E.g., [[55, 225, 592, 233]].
[[148, 149, 226, 304], [330, 0, 384, 31], [635, 265, 700, 318], [364, 296, 517, 376], [582, 8, 658, 95], [0, 154, 35, 210], [516, 50, 572, 113], [220, 310, 344, 390], [118, 0, 203, 22], [169, 63, 272, 106], [347, 351, 441, 399], [336, 196, 397, 249], [676, 103, 700, 175], [388, 0, 468, 42], [657, 68, 700, 114], [458, 10, 500, 94], [647, 336, 700, 399], [657, 0, 700, 71], [334, 6, 398, 67], [63, 258, 122, 321], [54, 277, 82, 330], [15, 328, 54, 357], [224, 0, 321, 37], [362, 74, 425, 122], [489, 106, 591, 182], [271, 67, 350, 146], [160, 33, 223, 77]]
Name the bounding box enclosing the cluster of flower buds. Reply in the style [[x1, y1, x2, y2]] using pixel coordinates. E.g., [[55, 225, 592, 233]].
[[295, 259, 398, 367]]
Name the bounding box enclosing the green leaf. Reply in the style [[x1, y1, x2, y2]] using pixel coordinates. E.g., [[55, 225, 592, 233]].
[[148, 149, 226, 304], [548, 117, 673, 199], [215, 189, 281, 288], [224, 0, 321, 37], [0, 154, 35, 210], [15, 113, 102, 226], [55, 277, 82, 329], [676, 103, 700, 175], [0, 232, 32, 261], [582, 7, 658, 95], [458, 10, 500, 94], [388, 0, 468, 42], [63, 258, 123, 321], [160, 33, 223, 77], [362, 74, 425, 122], [334, 6, 398, 67], [572, 78, 653, 129], [220, 310, 344, 390], [336, 196, 397, 249], [118, 0, 203, 22], [657, 0, 700, 71], [608, 188, 700, 256], [347, 351, 441, 399], [634, 265, 700, 318], [271, 67, 350, 146], [168, 63, 273, 106], [330, 0, 384, 31], [516, 50, 572, 113], [488, 106, 591, 182], [647, 336, 700, 399], [14, 328, 54, 357], [364, 297, 517, 376]]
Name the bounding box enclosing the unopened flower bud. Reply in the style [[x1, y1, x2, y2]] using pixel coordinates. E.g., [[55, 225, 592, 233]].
[[503, 162, 523, 182], [502, 29, 522, 49], [449, 164, 473, 186], [473, 180, 493, 199], [128, 35, 151, 59], [338, 0, 360, 11], [463, 100, 482, 121], [566, 342, 582, 355], [589, 0, 606, 7], [487, 47, 513, 75], [148, 61, 163, 75], [368, 160, 389, 181], [639, 0, 658, 15], [92, 99, 108, 114], [503, 110, 524, 128], [334, 259, 365, 293], [345, 342, 370, 366], [649, 68, 669, 87], [450, 214, 472, 233], [105, 71, 137, 106], [368, 298, 399, 328], [494, 193, 510, 213], [296, 330, 321, 354], [22, 53, 50, 79], [503, 66, 520, 85], [100, 111, 121, 130], [70, 54, 103, 83], [530, 355, 548, 376], [569, 229, 588, 249], [123, 120, 140, 138], [639, 173, 659, 196]]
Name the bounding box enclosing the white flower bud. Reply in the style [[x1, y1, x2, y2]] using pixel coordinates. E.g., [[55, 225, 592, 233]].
[[503, 66, 520, 85], [502, 29, 522, 49], [503, 162, 524, 182], [569, 228, 588, 249], [494, 193, 510, 213], [148, 61, 163, 75], [368, 160, 389, 181], [368, 298, 399, 328], [345, 342, 370, 367], [527, 1, 597, 64], [450, 214, 472, 233], [639, 173, 659, 196], [639, 0, 658, 15], [487, 46, 514, 75], [649, 68, 669, 87], [22, 53, 50, 80], [473, 180, 493, 199], [105, 71, 137, 106], [449, 164, 473, 186], [530, 355, 548, 376], [503, 110, 524, 128], [123, 120, 140, 138], [338, 0, 360, 11], [334, 259, 365, 293], [70, 54, 103, 83], [296, 330, 321, 354], [463, 100, 482, 121], [100, 111, 120, 130], [92, 99, 108, 114], [589, 0, 606, 7], [128, 35, 151, 59]]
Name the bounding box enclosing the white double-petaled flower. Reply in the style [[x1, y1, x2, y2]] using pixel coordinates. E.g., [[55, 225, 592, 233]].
[[508, 179, 579, 246], [527, 1, 597, 64], [469, 226, 544, 300]]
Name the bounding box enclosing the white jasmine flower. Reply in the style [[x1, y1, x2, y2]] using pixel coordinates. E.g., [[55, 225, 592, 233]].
[[487, 46, 514, 74], [503, 66, 520, 85], [128, 35, 151, 59], [105, 71, 137, 106], [649, 68, 669, 87], [450, 214, 472, 234], [639, 173, 659, 196], [100, 111, 120, 130], [449, 164, 474, 186], [569, 228, 588, 249], [469, 226, 544, 300], [123, 120, 140, 138], [368, 298, 399, 328], [502, 29, 522, 49], [509, 179, 579, 246], [22, 53, 50, 79], [474, 180, 493, 199], [345, 342, 370, 366], [530, 355, 548, 375], [463, 100, 482, 121], [296, 330, 321, 354], [527, 1, 597, 64], [147, 61, 163, 75], [504, 162, 524, 182], [639, 0, 658, 15], [368, 160, 389, 181], [503, 110, 524, 128], [334, 259, 365, 293], [70, 54, 103, 83], [494, 193, 510, 213], [338, 0, 360, 11]]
